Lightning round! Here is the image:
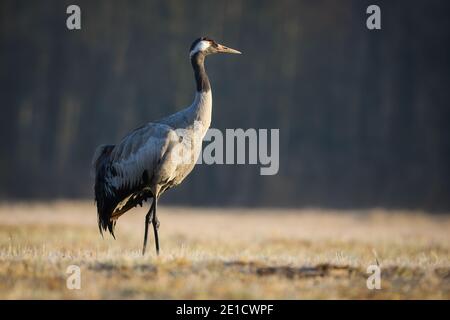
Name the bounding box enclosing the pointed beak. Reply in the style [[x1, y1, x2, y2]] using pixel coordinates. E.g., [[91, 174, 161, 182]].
[[216, 43, 242, 55]]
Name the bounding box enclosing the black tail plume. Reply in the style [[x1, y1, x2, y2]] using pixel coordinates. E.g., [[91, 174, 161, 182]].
[[93, 145, 117, 237]]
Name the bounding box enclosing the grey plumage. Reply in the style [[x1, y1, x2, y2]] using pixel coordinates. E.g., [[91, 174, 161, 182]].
[[93, 37, 241, 255]]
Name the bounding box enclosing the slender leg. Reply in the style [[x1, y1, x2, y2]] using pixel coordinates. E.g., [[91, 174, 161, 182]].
[[152, 198, 160, 255], [142, 200, 155, 256]]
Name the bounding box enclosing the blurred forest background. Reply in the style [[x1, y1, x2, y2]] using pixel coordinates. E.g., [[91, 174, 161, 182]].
[[1, 0, 449, 210]]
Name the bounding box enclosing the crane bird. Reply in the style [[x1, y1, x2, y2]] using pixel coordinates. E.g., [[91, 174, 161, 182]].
[[93, 37, 241, 256]]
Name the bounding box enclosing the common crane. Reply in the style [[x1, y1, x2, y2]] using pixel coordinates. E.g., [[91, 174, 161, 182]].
[[93, 37, 241, 255]]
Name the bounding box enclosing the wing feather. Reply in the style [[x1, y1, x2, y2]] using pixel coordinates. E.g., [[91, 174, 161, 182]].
[[94, 122, 179, 235], [109, 123, 175, 191]]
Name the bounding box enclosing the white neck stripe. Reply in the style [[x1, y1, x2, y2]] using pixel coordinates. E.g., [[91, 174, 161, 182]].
[[189, 40, 211, 57]]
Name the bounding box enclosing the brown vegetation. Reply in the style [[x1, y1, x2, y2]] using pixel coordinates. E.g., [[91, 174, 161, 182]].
[[0, 201, 449, 299]]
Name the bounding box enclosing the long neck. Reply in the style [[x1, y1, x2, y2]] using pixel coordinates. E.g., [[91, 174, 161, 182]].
[[190, 52, 212, 134], [191, 52, 210, 92]]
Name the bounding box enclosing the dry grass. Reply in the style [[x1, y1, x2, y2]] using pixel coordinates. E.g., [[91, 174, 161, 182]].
[[0, 201, 449, 299]]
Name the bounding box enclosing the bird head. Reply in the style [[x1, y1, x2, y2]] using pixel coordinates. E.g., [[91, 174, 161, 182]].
[[189, 37, 241, 58]]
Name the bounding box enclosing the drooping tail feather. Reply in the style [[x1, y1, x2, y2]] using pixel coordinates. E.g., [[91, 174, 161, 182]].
[[93, 144, 117, 237]]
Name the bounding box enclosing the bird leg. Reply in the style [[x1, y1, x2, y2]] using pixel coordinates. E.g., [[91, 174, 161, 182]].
[[152, 198, 160, 255], [154, 215, 160, 229], [142, 200, 155, 256]]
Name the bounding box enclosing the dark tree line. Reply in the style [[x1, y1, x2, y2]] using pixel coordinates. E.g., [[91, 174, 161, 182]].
[[1, 0, 449, 210]]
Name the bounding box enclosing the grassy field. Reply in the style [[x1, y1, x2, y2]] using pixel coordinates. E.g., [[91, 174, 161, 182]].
[[0, 201, 449, 299]]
